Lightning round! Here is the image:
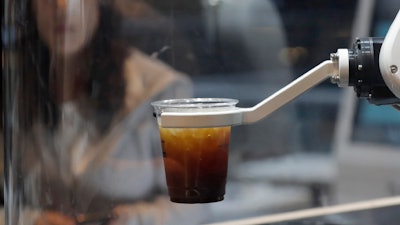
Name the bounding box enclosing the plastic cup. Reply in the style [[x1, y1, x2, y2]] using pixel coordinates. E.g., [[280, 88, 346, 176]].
[[151, 98, 238, 203]]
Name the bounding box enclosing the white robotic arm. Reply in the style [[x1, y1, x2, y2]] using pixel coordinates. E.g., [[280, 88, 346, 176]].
[[380, 10, 400, 99], [333, 9, 400, 104], [158, 10, 400, 128]]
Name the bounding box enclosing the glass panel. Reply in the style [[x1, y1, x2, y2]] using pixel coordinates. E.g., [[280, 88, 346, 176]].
[[3, 0, 398, 225]]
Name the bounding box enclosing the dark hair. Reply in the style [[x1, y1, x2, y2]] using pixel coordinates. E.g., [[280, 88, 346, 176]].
[[16, 1, 128, 133]]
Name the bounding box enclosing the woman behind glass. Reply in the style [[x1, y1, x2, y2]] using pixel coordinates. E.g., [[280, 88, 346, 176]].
[[2, 0, 207, 224]]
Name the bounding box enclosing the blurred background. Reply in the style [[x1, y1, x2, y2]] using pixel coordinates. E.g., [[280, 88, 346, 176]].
[[2, 0, 400, 224]]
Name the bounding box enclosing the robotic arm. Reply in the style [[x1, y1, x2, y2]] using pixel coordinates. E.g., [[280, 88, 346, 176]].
[[158, 10, 400, 128], [332, 9, 400, 105]]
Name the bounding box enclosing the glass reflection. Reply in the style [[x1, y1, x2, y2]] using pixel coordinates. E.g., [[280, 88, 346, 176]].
[[3, 0, 205, 224]]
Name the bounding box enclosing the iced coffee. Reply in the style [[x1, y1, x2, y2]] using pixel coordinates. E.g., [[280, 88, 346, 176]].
[[151, 98, 237, 203], [159, 126, 231, 203]]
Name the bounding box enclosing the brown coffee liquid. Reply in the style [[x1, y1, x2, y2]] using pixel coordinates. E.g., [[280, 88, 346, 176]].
[[159, 127, 231, 203]]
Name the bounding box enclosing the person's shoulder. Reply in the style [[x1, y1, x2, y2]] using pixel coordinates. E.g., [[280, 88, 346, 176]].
[[123, 48, 189, 85], [122, 48, 192, 109]]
